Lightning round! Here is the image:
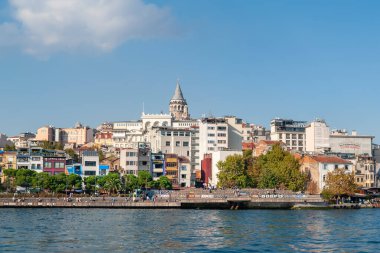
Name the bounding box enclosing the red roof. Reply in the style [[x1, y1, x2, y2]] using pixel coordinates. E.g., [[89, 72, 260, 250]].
[[310, 155, 351, 164]]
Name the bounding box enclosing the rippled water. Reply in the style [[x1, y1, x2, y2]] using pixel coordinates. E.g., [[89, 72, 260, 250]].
[[1, 208, 380, 252]]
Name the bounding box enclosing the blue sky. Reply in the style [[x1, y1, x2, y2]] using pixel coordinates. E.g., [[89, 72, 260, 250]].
[[0, 0, 379, 141]]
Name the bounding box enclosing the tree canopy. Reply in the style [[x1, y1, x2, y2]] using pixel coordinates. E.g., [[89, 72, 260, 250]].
[[321, 168, 357, 200], [217, 145, 308, 192]]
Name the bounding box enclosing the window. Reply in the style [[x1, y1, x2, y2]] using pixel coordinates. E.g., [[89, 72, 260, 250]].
[[286, 140, 290, 145], [218, 140, 226, 144], [166, 132, 172, 136], [166, 141, 170, 146], [298, 134, 303, 139], [181, 166, 187, 171], [217, 126, 226, 131], [208, 133, 215, 137], [127, 152, 137, 157], [298, 141, 303, 146], [166, 162, 177, 167], [139, 161, 148, 166], [185, 132, 190, 136], [32, 157, 41, 161], [208, 126, 215, 130], [279, 133, 282, 139], [44, 162, 52, 168], [208, 147, 214, 151], [85, 161, 96, 166], [173, 132, 179, 136], [126, 161, 136, 166], [183, 141, 189, 147], [55, 162, 65, 168], [286, 134, 290, 139], [217, 133, 226, 137], [292, 140, 297, 146], [335, 165, 338, 169], [323, 175, 326, 182], [84, 171, 96, 176], [345, 165, 348, 170], [181, 174, 187, 179], [208, 140, 215, 144], [179, 132, 185, 136], [176, 141, 180, 147]]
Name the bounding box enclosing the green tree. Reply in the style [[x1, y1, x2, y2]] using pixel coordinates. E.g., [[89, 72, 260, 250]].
[[15, 169, 37, 189], [50, 173, 68, 193], [67, 174, 82, 189], [32, 172, 52, 191], [3, 169, 17, 192], [157, 176, 172, 190], [321, 168, 357, 201], [65, 148, 79, 162], [104, 173, 121, 195], [138, 171, 153, 188], [123, 174, 139, 192], [255, 144, 307, 191], [4, 144, 16, 151], [217, 153, 251, 188]]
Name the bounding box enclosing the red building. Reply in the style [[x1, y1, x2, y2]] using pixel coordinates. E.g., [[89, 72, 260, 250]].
[[43, 156, 66, 175], [201, 153, 212, 185]]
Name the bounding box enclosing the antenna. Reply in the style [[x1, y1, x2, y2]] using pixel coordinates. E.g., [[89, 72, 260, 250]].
[[142, 102, 145, 115]]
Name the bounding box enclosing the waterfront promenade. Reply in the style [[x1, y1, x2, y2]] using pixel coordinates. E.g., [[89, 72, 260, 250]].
[[0, 188, 325, 209]]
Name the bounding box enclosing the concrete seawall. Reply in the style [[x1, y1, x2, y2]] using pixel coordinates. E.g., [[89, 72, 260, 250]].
[[0, 196, 326, 209]]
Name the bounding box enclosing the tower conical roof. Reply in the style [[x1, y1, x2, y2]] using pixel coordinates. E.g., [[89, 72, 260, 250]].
[[171, 81, 186, 101]]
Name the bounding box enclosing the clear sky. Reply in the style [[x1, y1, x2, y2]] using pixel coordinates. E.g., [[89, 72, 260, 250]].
[[0, 0, 379, 141]]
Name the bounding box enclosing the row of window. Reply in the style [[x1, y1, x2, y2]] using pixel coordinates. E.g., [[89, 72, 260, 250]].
[[279, 133, 304, 139], [207, 126, 227, 131], [165, 141, 189, 147], [44, 162, 65, 168], [126, 161, 149, 166], [161, 131, 191, 137]]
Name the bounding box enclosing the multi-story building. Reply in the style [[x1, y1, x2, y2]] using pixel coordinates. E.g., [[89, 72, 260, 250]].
[[354, 155, 376, 188], [35, 126, 55, 142], [43, 156, 66, 175], [298, 155, 353, 194], [0, 151, 17, 170], [305, 119, 330, 153], [270, 118, 307, 151], [242, 123, 270, 143], [199, 117, 229, 161], [165, 154, 179, 186], [7, 132, 36, 148], [119, 143, 151, 176], [151, 152, 165, 180], [81, 150, 99, 177], [329, 130, 374, 157], [178, 156, 191, 187]]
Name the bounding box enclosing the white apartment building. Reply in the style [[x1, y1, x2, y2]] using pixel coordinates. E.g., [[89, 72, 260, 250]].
[[305, 119, 330, 153], [199, 118, 229, 164], [270, 118, 307, 151], [330, 130, 374, 157], [119, 143, 151, 176], [82, 151, 99, 177]]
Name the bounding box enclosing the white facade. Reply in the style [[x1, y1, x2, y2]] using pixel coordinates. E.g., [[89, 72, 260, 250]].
[[210, 150, 243, 187], [82, 151, 99, 177], [119, 146, 150, 176], [270, 119, 307, 151], [330, 133, 373, 157], [199, 118, 229, 168], [225, 116, 243, 150], [179, 158, 191, 187], [318, 162, 353, 191], [305, 120, 330, 153]]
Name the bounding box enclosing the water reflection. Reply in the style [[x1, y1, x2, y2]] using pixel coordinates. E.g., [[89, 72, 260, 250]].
[[1, 209, 380, 252]]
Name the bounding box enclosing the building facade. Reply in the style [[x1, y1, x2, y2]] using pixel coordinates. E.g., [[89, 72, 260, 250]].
[[270, 118, 307, 151]]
